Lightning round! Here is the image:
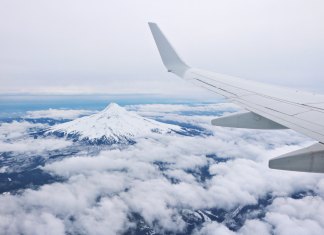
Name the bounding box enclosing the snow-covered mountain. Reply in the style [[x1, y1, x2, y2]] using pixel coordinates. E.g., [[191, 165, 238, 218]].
[[46, 103, 182, 144]]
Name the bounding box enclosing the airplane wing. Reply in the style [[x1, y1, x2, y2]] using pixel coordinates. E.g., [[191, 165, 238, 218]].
[[148, 22, 324, 173]]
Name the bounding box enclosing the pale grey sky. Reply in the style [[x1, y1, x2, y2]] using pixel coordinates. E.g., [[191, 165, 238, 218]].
[[1, 0, 324, 96]]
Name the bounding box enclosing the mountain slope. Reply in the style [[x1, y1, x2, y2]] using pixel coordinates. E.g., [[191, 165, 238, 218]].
[[46, 103, 181, 144]]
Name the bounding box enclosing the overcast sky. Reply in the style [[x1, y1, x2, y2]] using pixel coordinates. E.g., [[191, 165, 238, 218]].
[[1, 0, 324, 96]]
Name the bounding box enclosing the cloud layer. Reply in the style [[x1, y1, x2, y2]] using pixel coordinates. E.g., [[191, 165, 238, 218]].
[[24, 109, 96, 120], [0, 103, 323, 235]]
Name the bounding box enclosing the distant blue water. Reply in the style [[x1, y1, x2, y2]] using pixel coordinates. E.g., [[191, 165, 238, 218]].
[[0, 95, 221, 118]]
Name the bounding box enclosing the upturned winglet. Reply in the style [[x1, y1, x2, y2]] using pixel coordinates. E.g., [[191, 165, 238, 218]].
[[148, 22, 190, 77]]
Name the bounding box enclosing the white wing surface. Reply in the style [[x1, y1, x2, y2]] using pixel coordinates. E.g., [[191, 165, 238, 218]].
[[148, 22, 324, 173]]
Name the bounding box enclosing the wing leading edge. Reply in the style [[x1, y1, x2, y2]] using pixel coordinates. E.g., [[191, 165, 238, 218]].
[[148, 22, 324, 173]]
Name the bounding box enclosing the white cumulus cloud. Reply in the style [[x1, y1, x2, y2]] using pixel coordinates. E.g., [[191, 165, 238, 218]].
[[0, 103, 323, 234]]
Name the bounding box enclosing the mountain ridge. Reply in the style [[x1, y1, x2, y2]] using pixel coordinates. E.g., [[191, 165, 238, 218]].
[[46, 103, 181, 144]]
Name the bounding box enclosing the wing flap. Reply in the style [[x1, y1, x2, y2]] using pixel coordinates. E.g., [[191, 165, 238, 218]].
[[295, 111, 324, 128], [234, 98, 324, 143], [211, 111, 287, 129], [237, 95, 310, 116], [269, 143, 324, 173]]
